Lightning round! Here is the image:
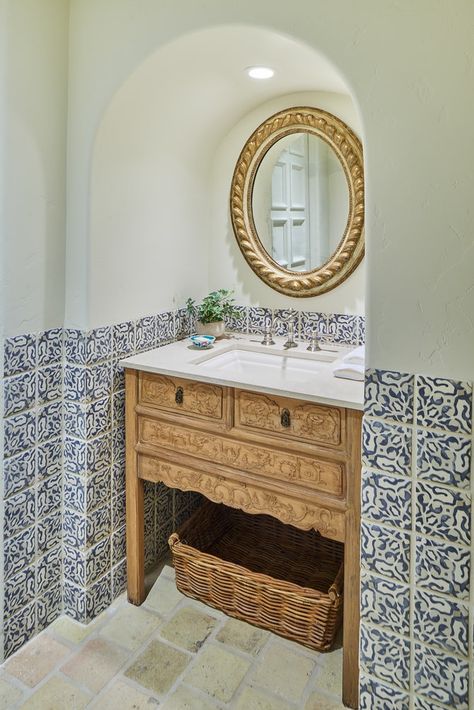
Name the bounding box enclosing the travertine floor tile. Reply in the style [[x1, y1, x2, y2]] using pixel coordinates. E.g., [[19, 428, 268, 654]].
[[91, 678, 159, 709], [305, 691, 345, 710], [125, 639, 190, 695], [313, 648, 343, 695], [184, 644, 250, 703], [50, 616, 101, 645], [161, 683, 218, 709], [0, 677, 24, 707], [5, 634, 71, 688], [61, 638, 128, 693], [19, 674, 90, 709], [216, 619, 268, 656], [160, 606, 217, 652], [233, 685, 291, 709], [252, 641, 315, 702], [143, 575, 184, 616], [100, 604, 160, 651]]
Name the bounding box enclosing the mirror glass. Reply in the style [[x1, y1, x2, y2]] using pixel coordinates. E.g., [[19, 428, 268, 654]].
[[252, 131, 349, 272]]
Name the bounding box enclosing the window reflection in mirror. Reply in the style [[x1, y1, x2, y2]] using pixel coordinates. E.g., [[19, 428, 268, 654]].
[[252, 132, 349, 272]]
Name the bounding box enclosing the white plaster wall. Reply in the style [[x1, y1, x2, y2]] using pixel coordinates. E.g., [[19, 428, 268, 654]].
[[1, 0, 69, 337], [66, 0, 474, 381], [208, 91, 364, 314]]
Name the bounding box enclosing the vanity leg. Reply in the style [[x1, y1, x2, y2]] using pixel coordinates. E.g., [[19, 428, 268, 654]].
[[125, 368, 145, 605], [342, 410, 362, 709]]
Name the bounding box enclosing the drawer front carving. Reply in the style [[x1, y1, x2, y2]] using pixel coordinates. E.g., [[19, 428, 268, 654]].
[[139, 455, 345, 541], [235, 390, 342, 447], [139, 417, 343, 495], [139, 372, 224, 421]]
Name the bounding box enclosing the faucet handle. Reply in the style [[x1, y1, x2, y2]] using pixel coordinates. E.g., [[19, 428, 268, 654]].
[[307, 331, 321, 352], [260, 323, 275, 346]]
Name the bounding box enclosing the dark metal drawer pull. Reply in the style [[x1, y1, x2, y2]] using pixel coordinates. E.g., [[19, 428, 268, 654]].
[[281, 408, 291, 428], [175, 387, 184, 405]]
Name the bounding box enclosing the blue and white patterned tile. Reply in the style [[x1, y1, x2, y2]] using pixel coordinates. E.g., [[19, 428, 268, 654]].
[[4, 448, 36, 498], [328, 313, 358, 345], [156, 482, 174, 524], [156, 311, 175, 344], [272, 309, 300, 337], [224, 305, 247, 334], [86, 326, 112, 364], [37, 328, 62, 366], [362, 470, 412, 529], [37, 364, 62, 405], [64, 401, 86, 439], [414, 642, 469, 709], [417, 375, 472, 435], [360, 571, 410, 635], [4, 565, 36, 616], [63, 510, 87, 549], [36, 546, 62, 596], [4, 488, 36, 538], [113, 321, 135, 358], [359, 674, 410, 710], [86, 504, 111, 547], [112, 360, 125, 392], [37, 510, 62, 555], [4, 526, 36, 579], [112, 391, 125, 430], [37, 470, 62, 519], [86, 538, 111, 585], [85, 397, 111, 439], [64, 329, 86, 365], [413, 697, 448, 710], [299, 311, 329, 340], [112, 525, 126, 566], [112, 426, 125, 465], [416, 430, 471, 489], [37, 401, 62, 443], [4, 411, 36, 458], [3, 371, 36, 416], [414, 589, 468, 656], [3, 602, 36, 658], [86, 468, 111, 511], [36, 584, 62, 632], [4, 333, 36, 376], [358, 315, 366, 345], [65, 362, 112, 403], [365, 370, 414, 423], [360, 624, 410, 690], [156, 521, 174, 560], [248, 307, 272, 334], [86, 573, 112, 621], [63, 582, 86, 623], [64, 546, 86, 587], [136, 315, 156, 351], [64, 472, 87, 513], [416, 482, 470, 545], [64, 434, 112, 476], [362, 418, 412, 476], [37, 437, 62, 480], [112, 457, 125, 498], [415, 535, 470, 599], [64, 364, 87, 401], [361, 522, 410, 583], [112, 560, 127, 598], [112, 493, 126, 530]]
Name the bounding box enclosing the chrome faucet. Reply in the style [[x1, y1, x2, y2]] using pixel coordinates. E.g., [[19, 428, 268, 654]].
[[260, 322, 275, 346], [282, 310, 298, 349], [307, 331, 322, 352]]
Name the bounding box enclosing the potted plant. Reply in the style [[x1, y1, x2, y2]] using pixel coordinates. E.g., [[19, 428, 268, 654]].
[[186, 289, 240, 339]]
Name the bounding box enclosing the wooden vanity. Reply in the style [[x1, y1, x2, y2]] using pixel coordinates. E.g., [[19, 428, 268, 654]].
[[125, 365, 362, 708]]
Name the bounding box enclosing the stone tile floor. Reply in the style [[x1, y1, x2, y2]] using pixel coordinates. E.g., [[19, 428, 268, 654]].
[[0, 562, 344, 709]]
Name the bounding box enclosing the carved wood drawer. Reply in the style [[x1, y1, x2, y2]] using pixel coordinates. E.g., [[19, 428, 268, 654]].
[[138, 415, 344, 496], [139, 372, 227, 423], [234, 390, 343, 448]]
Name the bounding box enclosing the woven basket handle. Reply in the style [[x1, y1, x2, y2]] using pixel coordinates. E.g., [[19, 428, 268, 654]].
[[168, 532, 180, 549], [328, 562, 344, 601]]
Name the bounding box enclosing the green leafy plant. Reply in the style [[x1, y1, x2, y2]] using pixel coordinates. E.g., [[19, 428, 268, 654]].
[[186, 289, 240, 324]]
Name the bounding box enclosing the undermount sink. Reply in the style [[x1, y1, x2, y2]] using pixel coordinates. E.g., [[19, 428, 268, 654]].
[[192, 345, 338, 381]]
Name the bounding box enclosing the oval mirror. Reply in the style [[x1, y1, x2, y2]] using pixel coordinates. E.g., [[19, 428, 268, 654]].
[[230, 107, 364, 297]]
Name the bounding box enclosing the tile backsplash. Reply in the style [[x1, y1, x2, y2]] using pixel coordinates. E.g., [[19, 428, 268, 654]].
[[2, 305, 363, 660]]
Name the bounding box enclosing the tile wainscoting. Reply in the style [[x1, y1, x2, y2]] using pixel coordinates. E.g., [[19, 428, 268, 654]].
[[360, 370, 473, 709], [1, 306, 364, 660]]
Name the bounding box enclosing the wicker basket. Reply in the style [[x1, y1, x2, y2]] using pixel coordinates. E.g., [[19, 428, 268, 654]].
[[168, 500, 344, 651]]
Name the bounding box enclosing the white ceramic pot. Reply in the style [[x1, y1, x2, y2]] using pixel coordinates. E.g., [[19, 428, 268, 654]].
[[196, 320, 225, 339]]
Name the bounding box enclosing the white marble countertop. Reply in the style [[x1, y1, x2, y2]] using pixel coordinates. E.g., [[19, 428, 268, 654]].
[[120, 334, 364, 411]]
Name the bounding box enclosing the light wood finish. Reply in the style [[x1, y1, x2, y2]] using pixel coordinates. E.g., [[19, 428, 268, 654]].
[[235, 389, 343, 448], [125, 368, 362, 708], [230, 106, 365, 298]]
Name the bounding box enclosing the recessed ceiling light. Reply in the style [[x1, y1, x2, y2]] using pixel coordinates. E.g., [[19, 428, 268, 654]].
[[246, 66, 274, 80]]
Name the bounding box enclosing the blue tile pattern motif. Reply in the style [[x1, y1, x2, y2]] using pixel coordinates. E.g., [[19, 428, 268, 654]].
[[361, 367, 474, 708]]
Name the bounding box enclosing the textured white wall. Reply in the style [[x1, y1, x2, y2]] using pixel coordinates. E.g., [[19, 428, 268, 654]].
[[65, 0, 474, 380], [1, 0, 69, 337]]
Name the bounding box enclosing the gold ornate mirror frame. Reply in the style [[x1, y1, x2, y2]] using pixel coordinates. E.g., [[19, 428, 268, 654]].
[[230, 106, 365, 297]]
